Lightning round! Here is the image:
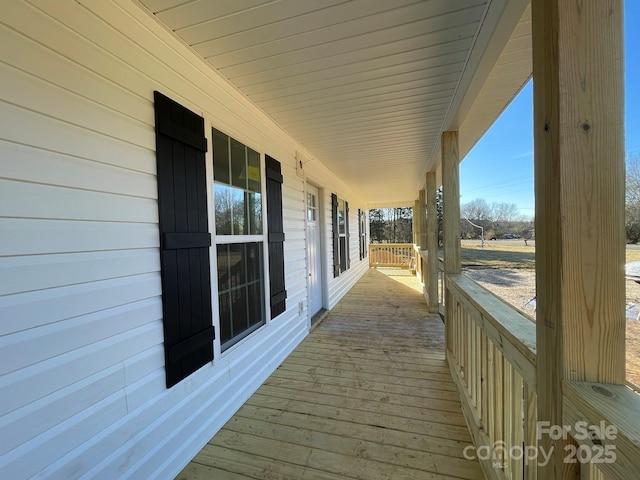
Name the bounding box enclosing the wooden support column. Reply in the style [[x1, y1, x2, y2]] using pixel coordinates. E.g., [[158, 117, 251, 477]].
[[418, 189, 427, 251], [413, 199, 420, 246], [426, 171, 439, 313], [442, 130, 461, 352], [532, 0, 625, 478]]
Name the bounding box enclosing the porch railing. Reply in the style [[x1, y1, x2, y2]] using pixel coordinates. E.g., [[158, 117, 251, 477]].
[[440, 269, 640, 480], [446, 274, 537, 480], [368, 243, 414, 268]]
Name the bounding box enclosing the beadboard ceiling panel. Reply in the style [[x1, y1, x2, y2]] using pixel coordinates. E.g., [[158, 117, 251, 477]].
[[140, 0, 531, 206]]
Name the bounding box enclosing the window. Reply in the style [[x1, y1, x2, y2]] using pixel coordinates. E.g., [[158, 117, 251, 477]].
[[331, 193, 350, 277], [213, 129, 262, 235], [213, 128, 266, 350]]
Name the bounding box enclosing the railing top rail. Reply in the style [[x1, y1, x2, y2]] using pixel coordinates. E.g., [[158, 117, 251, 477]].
[[447, 273, 537, 388], [369, 243, 414, 248], [563, 380, 640, 479]]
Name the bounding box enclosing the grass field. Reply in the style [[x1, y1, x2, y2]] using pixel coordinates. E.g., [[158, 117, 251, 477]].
[[459, 240, 640, 268], [460, 242, 535, 268]]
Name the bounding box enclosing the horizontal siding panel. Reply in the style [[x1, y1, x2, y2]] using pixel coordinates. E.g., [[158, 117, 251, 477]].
[[0, 24, 151, 124], [0, 102, 156, 174], [0, 365, 125, 457], [123, 369, 165, 413], [0, 2, 157, 119], [0, 249, 159, 296], [71, 369, 233, 480], [0, 273, 161, 335], [0, 219, 159, 256], [0, 141, 157, 199], [1, 390, 128, 480], [37, 365, 232, 479], [79, 0, 297, 152], [0, 298, 162, 375], [122, 345, 165, 387], [0, 62, 153, 149], [0, 322, 163, 417], [281, 230, 305, 242], [282, 218, 304, 233], [0, 180, 158, 223]]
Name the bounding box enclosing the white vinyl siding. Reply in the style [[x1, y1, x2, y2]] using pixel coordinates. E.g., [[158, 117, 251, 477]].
[[0, 0, 369, 478]]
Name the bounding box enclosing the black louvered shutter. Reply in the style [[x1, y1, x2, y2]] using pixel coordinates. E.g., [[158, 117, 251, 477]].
[[331, 193, 340, 277], [265, 155, 287, 318], [154, 91, 214, 388], [345, 201, 350, 270]]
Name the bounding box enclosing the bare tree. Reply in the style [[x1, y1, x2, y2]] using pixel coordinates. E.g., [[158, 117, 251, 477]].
[[491, 202, 522, 224], [627, 153, 640, 243], [461, 198, 491, 221]]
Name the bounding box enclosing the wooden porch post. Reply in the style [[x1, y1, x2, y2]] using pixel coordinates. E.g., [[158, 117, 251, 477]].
[[426, 171, 439, 313], [418, 189, 427, 251], [532, 0, 625, 478], [442, 130, 461, 352], [414, 199, 420, 246]]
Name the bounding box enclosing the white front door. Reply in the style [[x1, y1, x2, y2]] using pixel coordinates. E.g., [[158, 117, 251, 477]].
[[306, 184, 323, 316]]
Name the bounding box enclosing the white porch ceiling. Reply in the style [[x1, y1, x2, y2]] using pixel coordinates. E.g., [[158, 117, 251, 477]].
[[139, 0, 531, 207]]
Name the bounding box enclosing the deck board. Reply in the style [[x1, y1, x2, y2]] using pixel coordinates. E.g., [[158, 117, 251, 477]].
[[176, 268, 483, 480]]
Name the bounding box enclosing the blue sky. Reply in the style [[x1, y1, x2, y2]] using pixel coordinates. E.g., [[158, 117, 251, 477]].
[[460, 1, 640, 218]]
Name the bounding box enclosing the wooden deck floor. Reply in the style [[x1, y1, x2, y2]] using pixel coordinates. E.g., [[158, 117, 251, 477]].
[[177, 268, 483, 480]]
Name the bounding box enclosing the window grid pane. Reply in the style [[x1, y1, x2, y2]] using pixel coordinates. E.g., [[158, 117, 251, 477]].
[[215, 242, 264, 350], [214, 131, 263, 236]]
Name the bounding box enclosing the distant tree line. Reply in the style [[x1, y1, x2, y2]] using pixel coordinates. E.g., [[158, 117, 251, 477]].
[[369, 207, 413, 243], [461, 198, 533, 241], [368, 190, 533, 245]]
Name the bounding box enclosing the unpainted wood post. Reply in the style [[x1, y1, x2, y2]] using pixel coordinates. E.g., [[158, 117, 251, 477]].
[[413, 199, 420, 246], [426, 171, 439, 313], [442, 130, 460, 352], [418, 189, 427, 250], [532, 0, 625, 478]]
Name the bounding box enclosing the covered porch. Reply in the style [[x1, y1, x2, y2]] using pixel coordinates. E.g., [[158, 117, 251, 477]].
[[178, 268, 483, 479]]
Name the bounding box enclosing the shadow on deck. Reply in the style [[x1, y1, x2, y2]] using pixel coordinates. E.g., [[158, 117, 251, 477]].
[[177, 268, 483, 479]]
